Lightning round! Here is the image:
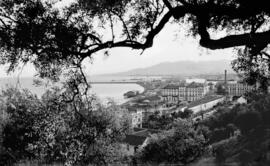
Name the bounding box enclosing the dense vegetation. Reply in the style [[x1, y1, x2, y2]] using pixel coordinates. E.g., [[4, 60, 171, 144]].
[[137, 120, 207, 165], [195, 93, 270, 165], [135, 92, 270, 165], [0, 87, 130, 165], [0, 87, 206, 165], [143, 109, 193, 129], [2, 87, 270, 165]]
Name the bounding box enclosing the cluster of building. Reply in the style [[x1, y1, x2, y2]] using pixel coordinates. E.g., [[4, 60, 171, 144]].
[[119, 72, 256, 156], [119, 77, 255, 136], [119, 93, 228, 155], [115, 95, 164, 128], [162, 80, 254, 104], [162, 81, 209, 103]]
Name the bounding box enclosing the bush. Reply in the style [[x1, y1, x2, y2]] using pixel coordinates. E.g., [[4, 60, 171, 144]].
[[137, 120, 206, 164], [212, 137, 238, 163], [1, 88, 40, 163]]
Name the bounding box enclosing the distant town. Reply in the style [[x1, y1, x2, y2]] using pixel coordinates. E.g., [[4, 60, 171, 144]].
[[114, 70, 256, 155]]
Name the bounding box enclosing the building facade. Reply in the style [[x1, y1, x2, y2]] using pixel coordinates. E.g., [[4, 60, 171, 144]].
[[161, 82, 209, 103], [161, 84, 180, 103], [129, 108, 143, 128], [185, 82, 209, 102], [227, 83, 254, 96], [118, 106, 143, 128]]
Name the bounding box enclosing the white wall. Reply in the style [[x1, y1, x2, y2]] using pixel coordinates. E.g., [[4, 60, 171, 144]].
[[189, 97, 225, 114], [186, 78, 206, 84]]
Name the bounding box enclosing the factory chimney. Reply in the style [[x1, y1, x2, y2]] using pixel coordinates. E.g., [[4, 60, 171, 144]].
[[224, 70, 227, 95]]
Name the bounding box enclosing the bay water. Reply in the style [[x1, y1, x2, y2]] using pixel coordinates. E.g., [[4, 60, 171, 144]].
[[0, 76, 144, 104]]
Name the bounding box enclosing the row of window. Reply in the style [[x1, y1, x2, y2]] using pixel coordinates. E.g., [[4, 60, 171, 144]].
[[162, 91, 206, 95]]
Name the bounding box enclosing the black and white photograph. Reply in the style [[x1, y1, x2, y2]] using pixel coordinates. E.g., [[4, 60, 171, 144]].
[[0, 0, 270, 165]]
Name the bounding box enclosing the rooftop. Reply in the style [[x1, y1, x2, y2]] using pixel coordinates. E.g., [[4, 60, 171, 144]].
[[186, 82, 205, 88], [123, 128, 162, 146], [143, 95, 161, 101], [124, 106, 139, 113], [186, 78, 206, 84], [133, 128, 161, 137], [188, 95, 225, 108], [162, 82, 206, 89], [163, 84, 179, 89], [123, 135, 147, 146]]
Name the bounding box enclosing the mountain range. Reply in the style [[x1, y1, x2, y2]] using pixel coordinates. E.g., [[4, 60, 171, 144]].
[[103, 60, 235, 76]]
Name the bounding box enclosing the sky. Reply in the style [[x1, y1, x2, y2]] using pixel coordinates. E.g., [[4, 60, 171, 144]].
[[0, 1, 236, 78]]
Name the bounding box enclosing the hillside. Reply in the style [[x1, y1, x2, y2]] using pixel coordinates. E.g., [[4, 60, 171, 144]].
[[105, 60, 235, 76]]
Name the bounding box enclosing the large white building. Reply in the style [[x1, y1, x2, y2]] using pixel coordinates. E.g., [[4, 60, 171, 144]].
[[186, 78, 206, 84], [161, 84, 180, 103], [185, 82, 209, 102], [161, 82, 209, 103]]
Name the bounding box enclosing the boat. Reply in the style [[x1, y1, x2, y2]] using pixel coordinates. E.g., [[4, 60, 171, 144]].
[[124, 90, 139, 98]]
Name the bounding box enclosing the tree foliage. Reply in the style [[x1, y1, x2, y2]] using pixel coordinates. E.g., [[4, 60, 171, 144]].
[[1, 0, 270, 85], [144, 109, 193, 129], [0, 87, 130, 165], [1, 88, 40, 161], [201, 92, 270, 139], [137, 120, 206, 164]]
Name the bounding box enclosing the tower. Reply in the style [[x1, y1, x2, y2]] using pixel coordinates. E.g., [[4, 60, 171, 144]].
[[224, 69, 228, 97], [224, 70, 227, 84]]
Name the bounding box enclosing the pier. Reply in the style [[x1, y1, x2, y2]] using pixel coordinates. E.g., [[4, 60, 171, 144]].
[[90, 81, 138, 84]]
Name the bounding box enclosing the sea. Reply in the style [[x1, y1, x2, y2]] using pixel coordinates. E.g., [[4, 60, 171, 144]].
[[0, 75, 144, 104]]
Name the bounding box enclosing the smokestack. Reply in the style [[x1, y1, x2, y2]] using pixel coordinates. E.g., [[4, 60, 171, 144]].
[[225, 70, 227, 84], [224, 70, 227, 94]]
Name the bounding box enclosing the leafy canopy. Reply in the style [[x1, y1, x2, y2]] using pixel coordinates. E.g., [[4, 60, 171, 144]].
[[1, 0, 270, 86]]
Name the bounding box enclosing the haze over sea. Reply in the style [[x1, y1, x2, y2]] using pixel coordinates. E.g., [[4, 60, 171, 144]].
[[0, 76, 144, 104]]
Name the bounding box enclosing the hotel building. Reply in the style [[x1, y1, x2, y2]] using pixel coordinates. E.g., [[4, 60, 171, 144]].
[[161, 82, 209, 103], [161, 84, 180, 103]]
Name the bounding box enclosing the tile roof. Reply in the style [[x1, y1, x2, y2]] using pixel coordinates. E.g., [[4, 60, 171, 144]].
[[133, 129, 160, 137], [133, 127, 146, 132], [123, 128, 162, 146], [125, 106, 139, 113], [163, 84, 179, 89], [144, 95, 161, 101], [123, 135, 147, 146], [178, 82, 186, 87]]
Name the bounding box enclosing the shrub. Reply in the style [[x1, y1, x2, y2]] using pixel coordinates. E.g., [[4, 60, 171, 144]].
[[137, 120, 206, 164], [1, 88, 40, 163], [212, 137, 238, 163]]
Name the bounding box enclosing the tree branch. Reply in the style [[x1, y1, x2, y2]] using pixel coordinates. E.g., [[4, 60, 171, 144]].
[[199, 30, 270, 50], [163, 0, 173, 11], [111, 10, 132, 40], [82, 10, 173, 57], [170, 4, 270, 49]]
